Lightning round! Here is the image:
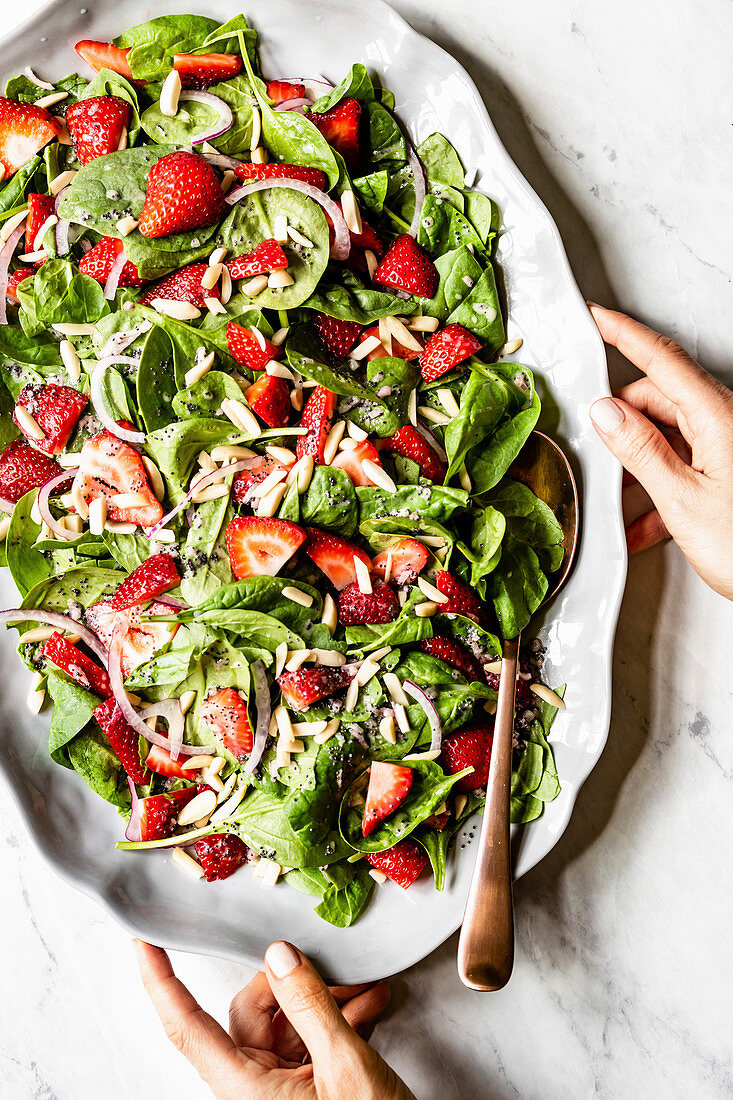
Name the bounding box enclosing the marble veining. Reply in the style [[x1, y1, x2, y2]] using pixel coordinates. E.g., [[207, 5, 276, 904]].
[[1, 0, 732, 1097]]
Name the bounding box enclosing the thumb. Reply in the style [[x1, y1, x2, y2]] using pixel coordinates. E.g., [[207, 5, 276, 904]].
[[264, 942, 362, 1064], [589, 396, 692, 511]]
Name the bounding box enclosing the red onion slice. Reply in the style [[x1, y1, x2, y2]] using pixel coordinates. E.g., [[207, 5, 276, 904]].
[[0, 608, 109, 666], [226, 178, 351, 260], [98, 320, 152, 359], [103, 245, 127, 300], [145, 460, 249, 539], [140, 700, 185, 761], [179, 90, 234, 144], [125, 776, 142, 841], [153, 594, 190, 611], [108, 623, 214, 756], [273, 98, 313, 112], [90, 357, 146, 444], [403, 680, 443, 752], [407, 144, 428, 238], [55, 218, 70, 256], [37, 467, 79, 541], [244, 659, 270, 775], [0, 222, 27, 326]]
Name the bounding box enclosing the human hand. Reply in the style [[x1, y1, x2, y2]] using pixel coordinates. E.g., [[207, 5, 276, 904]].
[[136, 939, 415, 1100], [588, 303, 733, 598]]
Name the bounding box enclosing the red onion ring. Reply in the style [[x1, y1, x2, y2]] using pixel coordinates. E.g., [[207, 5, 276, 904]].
[[153, 594, 190, 611], [179, 91, 234, 145], [0, 608, 109, 666], [273, 98, 313, 112], [403, 680, 443, 752], [108, 623, 214, 756], [98, 319, 152, 359], [103, 245, 127, 300], [226, 178, 351, 260], [145, 460, 249, 539], [0, 222, 26, 326], [414, 419, 447, 462], [90, 357, 146, 444], [407, 144, 428, 238], [244, 659, 270, 775], [37, 467, 78, 541], [55, 218, 70, 256], [125, 776, 142, 841], [0, 497, 14, 515], [140, 700, 185, 761]]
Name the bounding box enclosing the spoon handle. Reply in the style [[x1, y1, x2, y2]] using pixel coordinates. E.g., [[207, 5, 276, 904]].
[[456, 634, 520, 991]]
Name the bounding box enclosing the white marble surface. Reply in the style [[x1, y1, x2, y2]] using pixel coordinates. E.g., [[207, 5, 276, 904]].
[[2, 0, 733, 1097]]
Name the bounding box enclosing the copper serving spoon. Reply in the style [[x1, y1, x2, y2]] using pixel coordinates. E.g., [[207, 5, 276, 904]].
[[457, 430, 579, 991]]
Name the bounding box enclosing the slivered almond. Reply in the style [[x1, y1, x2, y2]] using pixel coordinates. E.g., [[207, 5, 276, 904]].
[[383, 672, 409, 706], [266, 360, 296, 380], [291, 719, 328, 737], [275, 704, 295, 742], [459, 465, 472, 491], [59, 339, 81, 382], [313, 718, 340, 745], [205, 296, 227, 315], [273, 214, 289, 243], [408, 314, 440, 333], [250, 466, 289, 498], [201, 264, 221, 290], [105, 520, 137, 533], [208, 246, 228, 266], [378, 316, 392, 356], [49, 170, 77, 196], [266, 445, 296, 465], [211, 778, 247, 821], [210, 445, 256, 462], [340, 189, 363, 234], [356, 659, 379, 686], [197, 451, 218, 473], [354, 555, 372, 594], [454, 793, 468, 818], [221, 169, 236, 194], [179, 690, 196, 716], [271, 326, 289, 346], [417, 576, 449, 603], [369, 869, 388, 884], [408, 388, 418, 426], [71, 482, 89, 520], [33, 214, 57, 252], [153, 528, 175, 544], [415, 601, 438, 617], [184, 351, 216, 387], [321, 593, 337, 633], [394, 702, 410, 733], [110, 492, 150, 509], [192, 484, 229, 503], [268, 269, 294, 289], [36, 91, 68, 109], [379, 714, 396, 743], [181, 754, 213, 773], [250, 105, 262, 151], [116, 215, 138, 236], [350, 334, 382, 360], [344, 677, 359, 712], [403, 750, 441, 762], [251, 146, 268, 164], [20, 625, 57, 643], [323, 420, 346, 464], [220, 267, 232, 303], [256, 482, 287, 516], [283, 587, 314, 609], [160, 69, 182, 116], [241, 274, 269, 297], [177, 789, 217, 826], [151, 298, 200, 320], [26, 672, 45, 714], [386, 314, 423, 351], [370, 645, 392, 663], [274, 641, 288, 678], [347, 420, 369, 442], [285, 648, 312, 672], [363, 461, 395, 493], [19, 249, 48, 263], [437, 387, 460, 417], [171, 848, 204, 879], [364, 249, 378, 279], [287, 226, 313, 248], [217, 772, 238, 804], [311, 648, 346, 666], [500, 337, 523, 356], [220, 399, 261, 436], [15, 407, 45, 440], [484, 660, 502, 675], [0, 517, 11, 541], [418, 405, 450, 425], [529, 683, 566, 710], [296, 453, 314, 493]]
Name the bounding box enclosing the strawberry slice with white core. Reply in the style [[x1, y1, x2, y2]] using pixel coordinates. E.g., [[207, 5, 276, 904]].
[[226, 516, 307, 579], [199, 687, 253, 760], [296, 386, 337, 464], [0, 98, 61, 180], [304, 528, 371, 591], [362, 761, 414, 836], [227, 322, 282, 370], [145, 742, 190, 780], [86, 600, 179, 678], [331, 439, 384, 487], [371, 538, 428, 585], [72, 428, 163, 527], [75, 40, 135, 81]]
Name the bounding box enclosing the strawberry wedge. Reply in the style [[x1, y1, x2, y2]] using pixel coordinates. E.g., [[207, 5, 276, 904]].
[[110, 554, 180, 610], [42, 632, 112, 698], [226, 516, 306, 579], [304, 529, 371, 590], [362, 761, 414, 836], [199, 687, 253, 761]]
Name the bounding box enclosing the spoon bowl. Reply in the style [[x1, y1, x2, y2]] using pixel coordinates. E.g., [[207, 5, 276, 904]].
[[457, 430, 580, 991]]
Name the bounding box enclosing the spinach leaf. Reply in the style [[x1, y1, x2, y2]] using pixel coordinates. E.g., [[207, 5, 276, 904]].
[[67, 727, 131, 814], [6, 490, 51, 596], [0, 155, 43, 216], [443, 367, 515, 479], [230, 782, 349, 868], [343, 357, 418, 438], [299, 466, 357, 537], [216, 190, 329, 310], [6, 73, 87, 105], [136, 325, 177, 432], [488, 534, 548, 638], [457, 505, 506, 599], [446, 265, 505, 349], [463, 191, 499, 247], [315, 864, 374, 927], [31, 260, 109, 326], [141, 76, 254, 155], [179, 494, 233, 605], [21, 566, 121, 613], [116, 15, 221, 83], [285, 324, 376, 401], [489, 478, 564, 574], [172, 370, 243, 420], [416, 193, 484, 258], [351, 169, 389, 213], [46, 672, 100, 767], [146, 418, 241, 499], [124, 647, 195, 693], [302, 268, 416, 324], [357, 481, 468, 531], [365, 101, 405, 165], [101, 531, 150, 572], [185, 576, 322, 638], [311, 64, 376, 111], [466, 367, 540, 492], [417, 133, 465, 188]]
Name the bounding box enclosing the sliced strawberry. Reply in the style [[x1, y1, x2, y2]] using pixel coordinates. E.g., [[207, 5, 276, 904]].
[[93, 695, 148, 783], [304, 528, 371, 591], [25, 193, 55, 254], [234, 161, 327, 190], [338, 579, 398, 626], [313, 313, 363, 358], [424, 809, 451, 830], [86, 600, 179, 678], [72, 428, 163, 527], [111, 554, 180, 610], [362, 323, 423, 361], [227, 239, 288, 280], [226, 322, 282, 370], [232, 455, 291, 506], [6, 266, 36, 303], [226, 515, 306, 579], [441, 722, 494, 792], [244, 375, 290, 429], [310, 97, 361, 165], [0, 98, 61, 180], [194, 833, 248, 881], [138, 150, 226, 240], [145, 742, 190, 780], [362, 760, 413, 836], [371, 538, 428, 586], [277, 666, 352, 712], [139, 263, 219, 308], [420, 637, 485, 682], [199, 686, 253, 761], [419, 323, 482, 383], [373, 234, 439, 299], [66, 95, 132, 167], [332, 439, 384, 487], [435, 570, 483, 623], [173, 53, 242, 90], [42, 631, 112, 697], [0, 440, 59, 503], [14, 383, 88, 456], [378, 425, 446, 483], [75, 40, 134, 81], [364, 838, 428, 889], [78, 237, 146, 288], [267, 80, 306, 104], [139, 786, 202, 841], [296, 386, 336, 464]]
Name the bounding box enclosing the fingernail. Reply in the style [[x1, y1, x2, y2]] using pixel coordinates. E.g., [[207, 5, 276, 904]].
[[590, 397, 625, 433], [266, 941, 300, 978]]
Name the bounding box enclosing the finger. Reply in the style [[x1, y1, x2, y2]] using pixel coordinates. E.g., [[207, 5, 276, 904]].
[[330, 983, 375, 1005], [589, 397, 692, 513], [340, 981, 391, 1035], [136, 941, 242, 1083], [229, 971, 278, 1050], [264, 942, 362, 1065], [626, 509, 670, 555], [590, 304, 727, 420], [613, 376, 680, 428]]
